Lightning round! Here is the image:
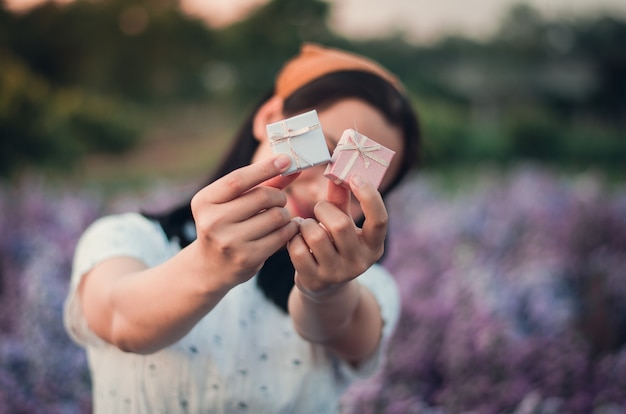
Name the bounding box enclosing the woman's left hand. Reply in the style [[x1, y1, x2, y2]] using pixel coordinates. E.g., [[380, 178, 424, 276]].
[[287, 175, 387, 297]]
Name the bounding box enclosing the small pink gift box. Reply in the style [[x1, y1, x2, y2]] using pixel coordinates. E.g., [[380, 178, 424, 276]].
[[266, 110, 331, 176], [324, 129, 395, 189]]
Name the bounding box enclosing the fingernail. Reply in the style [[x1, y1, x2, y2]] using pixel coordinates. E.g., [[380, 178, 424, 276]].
[[351, 175, 366, 188], [274, 155, 292, 171]]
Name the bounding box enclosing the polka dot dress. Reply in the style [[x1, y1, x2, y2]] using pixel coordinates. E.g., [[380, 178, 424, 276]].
[[64, 213, 400, 413]]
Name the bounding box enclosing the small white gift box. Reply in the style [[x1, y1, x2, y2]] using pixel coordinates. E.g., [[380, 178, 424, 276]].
[[266, 110, 331, 175]]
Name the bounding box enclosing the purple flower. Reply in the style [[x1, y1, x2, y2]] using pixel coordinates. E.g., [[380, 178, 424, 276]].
[[345, 165, 626, 414]]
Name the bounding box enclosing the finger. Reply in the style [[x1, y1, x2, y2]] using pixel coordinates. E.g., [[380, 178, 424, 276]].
[[298, 218, 338, 262], [228, 186, 288, 222], [263, 171, 300, 190], [195, 186, 286, 227], [246, 219, 300, 260], [287, 233, 318, 275], [349, 175, 388, 249], [314, 202, 360, 254], [325, 180, 351, 215], [207, 155, 292, 203], [238, 206, 292, 241]]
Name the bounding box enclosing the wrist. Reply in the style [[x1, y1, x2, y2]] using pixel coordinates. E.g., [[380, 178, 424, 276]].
[[294, 277, 361, 307], [184, 241, 240, 295], [289, 280, 363, 344]]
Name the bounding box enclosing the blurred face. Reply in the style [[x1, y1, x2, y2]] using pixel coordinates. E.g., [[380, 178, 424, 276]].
[[252, 98, 404, 220]]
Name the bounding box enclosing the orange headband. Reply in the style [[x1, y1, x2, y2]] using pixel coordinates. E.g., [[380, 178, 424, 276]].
[[275, 43, 404, 99]]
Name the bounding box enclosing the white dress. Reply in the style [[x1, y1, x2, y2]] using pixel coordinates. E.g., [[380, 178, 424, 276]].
[[64, 213, 400, 414]]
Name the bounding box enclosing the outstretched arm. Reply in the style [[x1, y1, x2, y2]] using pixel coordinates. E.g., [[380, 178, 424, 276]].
[[287, 175, 388, 365], [78, 155, 299, 354]]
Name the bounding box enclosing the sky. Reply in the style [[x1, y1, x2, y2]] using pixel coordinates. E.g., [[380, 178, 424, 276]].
[[327, 0, 626, 43], [8, 0, 626, 44], [182, 0, 626, 43]]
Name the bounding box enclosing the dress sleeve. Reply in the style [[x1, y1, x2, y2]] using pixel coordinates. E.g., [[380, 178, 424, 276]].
[[337, 263, 401, 380], [63, 212, 175, 347]]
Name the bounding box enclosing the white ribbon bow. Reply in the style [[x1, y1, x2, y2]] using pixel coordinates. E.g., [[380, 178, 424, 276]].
[[269, 122, 320, 172], [332, 130, 389, 184]]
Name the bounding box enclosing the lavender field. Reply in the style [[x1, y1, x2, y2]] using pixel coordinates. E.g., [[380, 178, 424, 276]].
[[1, 165, 625, 413]]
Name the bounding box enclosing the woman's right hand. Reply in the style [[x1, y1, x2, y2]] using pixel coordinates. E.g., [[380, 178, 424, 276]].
[[190, 154, 299, 288], [78, 156, 299, 354]]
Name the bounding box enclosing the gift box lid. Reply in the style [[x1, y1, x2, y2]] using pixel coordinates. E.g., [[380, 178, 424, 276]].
[[266, 109, 331, 175], [324, 128, 395, 189]]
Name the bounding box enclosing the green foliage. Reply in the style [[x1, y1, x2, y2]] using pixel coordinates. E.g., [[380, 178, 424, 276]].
[[0, 51, 141, 177], [213, 0, 334, 101], [1, 0, 625, 178], [416, 98, 473, 165], [506, 111, 564, 161], [418, 99, 625, 170], [502, 108, 625, 169], [563, 124, 626, 168], [4, 0, 215, 103]]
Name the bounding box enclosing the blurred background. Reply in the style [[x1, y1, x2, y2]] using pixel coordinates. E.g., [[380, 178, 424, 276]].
[[1, 0, 625, 412]]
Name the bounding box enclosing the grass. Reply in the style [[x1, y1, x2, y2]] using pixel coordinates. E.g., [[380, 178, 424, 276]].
[[30, 100, 624, 201], [55, 103, 242, 195]]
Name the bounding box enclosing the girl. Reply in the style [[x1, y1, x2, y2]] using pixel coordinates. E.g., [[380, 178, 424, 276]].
[[64, 43, 420, 413]]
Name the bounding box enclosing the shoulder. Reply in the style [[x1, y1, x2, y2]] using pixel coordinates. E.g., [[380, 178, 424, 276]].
[[73, 212, 175, 276], [65, 212, 177, 346], [81, 212, 164, 241]]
